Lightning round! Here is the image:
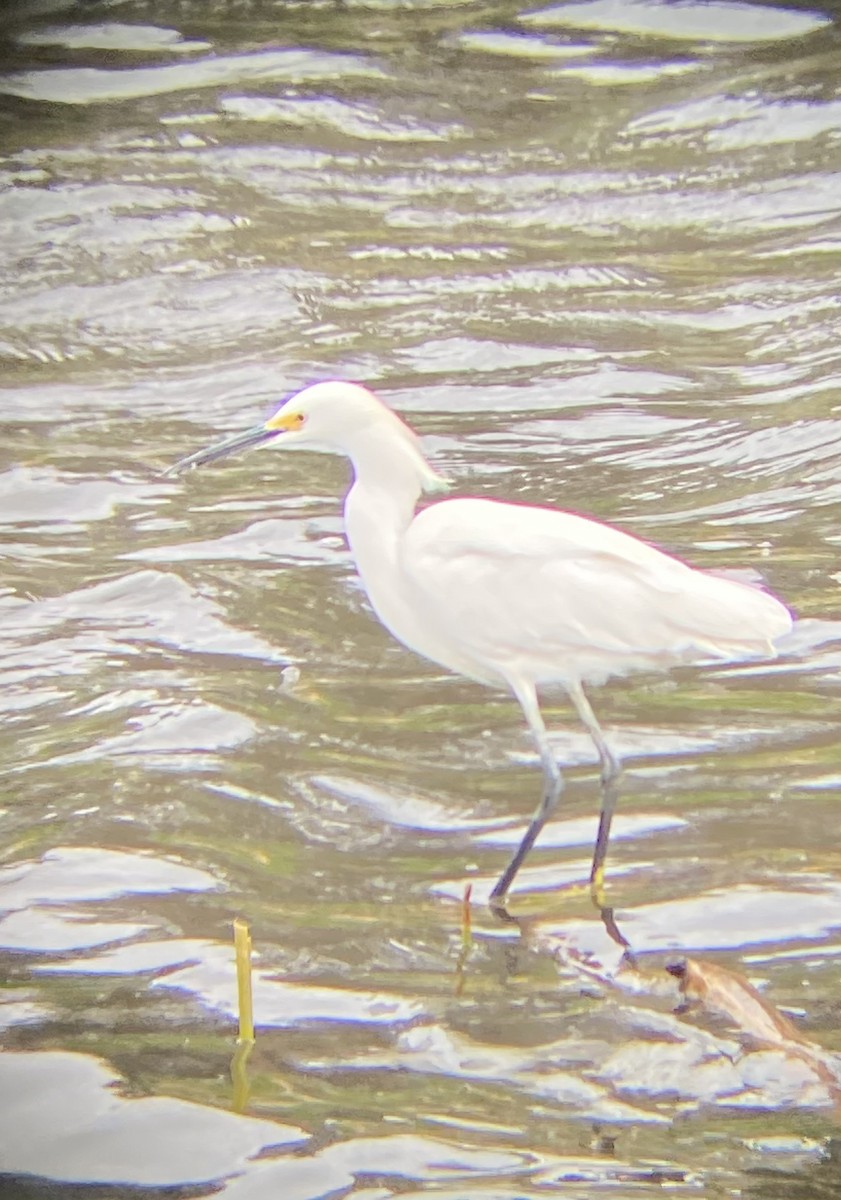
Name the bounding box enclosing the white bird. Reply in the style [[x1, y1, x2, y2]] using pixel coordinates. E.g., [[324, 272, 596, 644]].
[[165, 381, 793, 903]]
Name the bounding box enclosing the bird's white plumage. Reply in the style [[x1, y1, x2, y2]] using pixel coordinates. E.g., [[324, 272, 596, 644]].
[[400, 497, 791, 689], [170, 379, 794, 901]]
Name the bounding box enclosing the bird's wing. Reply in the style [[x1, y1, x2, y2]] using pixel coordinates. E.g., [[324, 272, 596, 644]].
[[400, 498, 791, 685]]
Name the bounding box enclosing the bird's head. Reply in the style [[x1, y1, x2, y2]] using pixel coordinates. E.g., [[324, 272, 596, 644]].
[[163, 380, 448, 492]]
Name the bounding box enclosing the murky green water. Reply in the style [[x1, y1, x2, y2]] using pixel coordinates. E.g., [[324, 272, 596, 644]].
[[1, 0, 839, 1195]]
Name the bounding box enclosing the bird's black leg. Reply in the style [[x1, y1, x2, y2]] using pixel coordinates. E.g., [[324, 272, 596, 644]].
[[490, 680, 563, 906], [566, 681, 622, 905], [489, 768, 563, 904], [590, 776, 620, 897]]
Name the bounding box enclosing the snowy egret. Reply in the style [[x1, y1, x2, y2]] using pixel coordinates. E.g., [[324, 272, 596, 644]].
[[165, 381, 793, 902]]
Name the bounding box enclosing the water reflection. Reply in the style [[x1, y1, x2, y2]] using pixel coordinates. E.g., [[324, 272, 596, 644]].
[[0, 0, 839, 1195], [0, 1049, 307, 1188]]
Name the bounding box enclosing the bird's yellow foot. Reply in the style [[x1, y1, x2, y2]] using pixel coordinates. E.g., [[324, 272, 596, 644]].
[[589, 864, 607, 911]]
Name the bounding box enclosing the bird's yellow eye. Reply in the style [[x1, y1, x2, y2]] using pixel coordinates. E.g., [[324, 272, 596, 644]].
[[265, 409, 306, 432]]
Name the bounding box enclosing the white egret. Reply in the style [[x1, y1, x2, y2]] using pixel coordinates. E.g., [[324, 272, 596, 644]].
[[165, 381, 793, 902]]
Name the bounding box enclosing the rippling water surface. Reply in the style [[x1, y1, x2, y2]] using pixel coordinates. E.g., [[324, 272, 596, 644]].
[[1, 0, 839, 1195]]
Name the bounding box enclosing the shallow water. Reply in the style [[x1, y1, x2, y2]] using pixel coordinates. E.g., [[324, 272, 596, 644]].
[[0, 0, 839, 1195]]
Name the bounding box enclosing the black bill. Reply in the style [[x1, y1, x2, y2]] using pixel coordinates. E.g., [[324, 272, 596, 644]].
[[162, 425, 278, 476]]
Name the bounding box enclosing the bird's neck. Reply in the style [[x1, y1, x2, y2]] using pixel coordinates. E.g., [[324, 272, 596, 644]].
[[344, 425, 427, 543], [342, 422, 439, 627]]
